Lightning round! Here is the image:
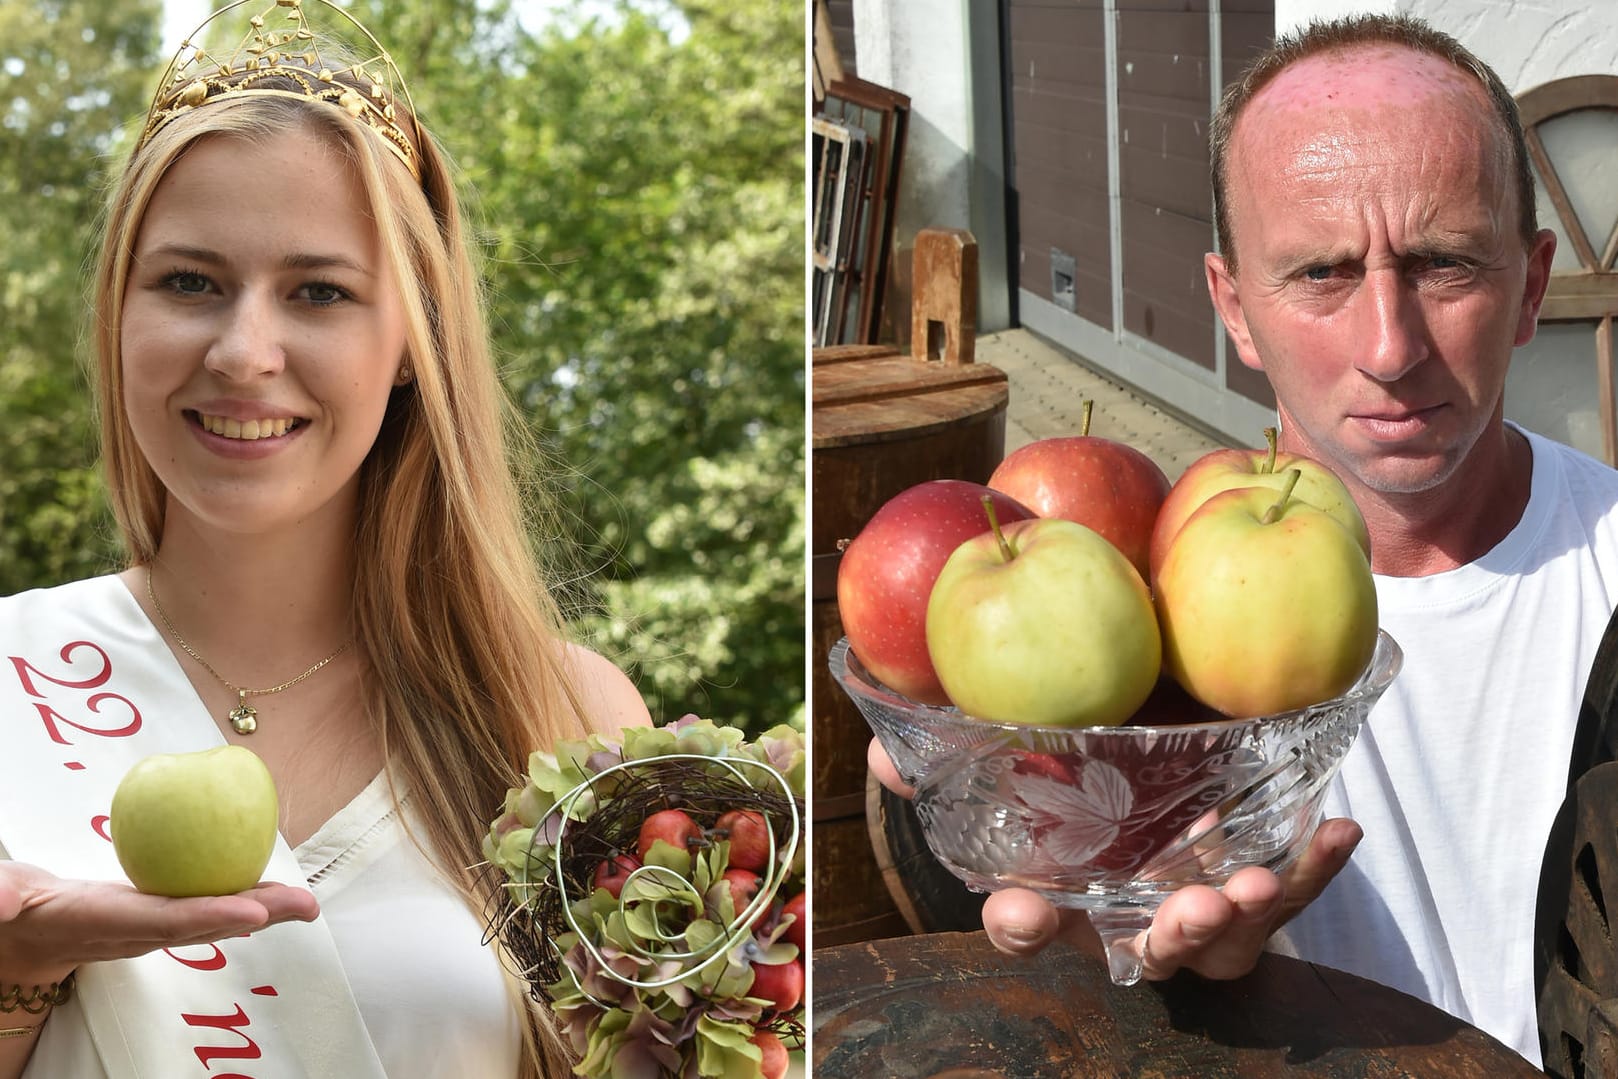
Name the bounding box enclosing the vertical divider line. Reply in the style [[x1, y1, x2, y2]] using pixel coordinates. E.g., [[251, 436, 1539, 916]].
[[1210, 0, 1226, 384], [1105, 0, 1123, 340]]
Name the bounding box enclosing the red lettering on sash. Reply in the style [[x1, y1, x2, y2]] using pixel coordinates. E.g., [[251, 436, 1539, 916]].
[[164, 942, 229, 971], [29, 696, 141, 745], [10, 641, 112, 696], [180, 1003, 262, 1068], [11, 630, 302, 1076], [10, 639, 141, 749]]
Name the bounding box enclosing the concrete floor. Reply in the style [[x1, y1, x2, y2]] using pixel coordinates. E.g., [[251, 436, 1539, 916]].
[[975, 328, 1233, 480]]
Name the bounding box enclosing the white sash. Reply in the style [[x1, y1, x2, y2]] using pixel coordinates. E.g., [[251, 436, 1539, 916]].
[[0, 575, 388, 1079]]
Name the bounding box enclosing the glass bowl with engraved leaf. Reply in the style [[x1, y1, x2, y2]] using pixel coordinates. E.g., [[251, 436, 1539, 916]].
[[828, 630, 1401, 986]]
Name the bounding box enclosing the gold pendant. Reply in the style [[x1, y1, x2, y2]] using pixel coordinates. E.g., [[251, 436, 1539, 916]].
[[229, 701, 259, 735]]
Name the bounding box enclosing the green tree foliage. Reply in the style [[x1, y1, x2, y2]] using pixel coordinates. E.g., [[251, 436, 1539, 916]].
[[0, 0, 806, 734], [0, 0, 160, 593]]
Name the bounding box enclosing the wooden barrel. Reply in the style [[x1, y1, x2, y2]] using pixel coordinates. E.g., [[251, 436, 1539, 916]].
[[866, 773, 988, 934], [811, 341, 1008, 947]]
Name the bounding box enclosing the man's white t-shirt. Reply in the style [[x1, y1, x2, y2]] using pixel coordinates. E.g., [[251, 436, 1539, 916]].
[[1279, 425, 1618, 1065]]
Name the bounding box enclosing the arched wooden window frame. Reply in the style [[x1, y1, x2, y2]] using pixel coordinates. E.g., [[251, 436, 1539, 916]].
[[1518, 75, 1618, 465]]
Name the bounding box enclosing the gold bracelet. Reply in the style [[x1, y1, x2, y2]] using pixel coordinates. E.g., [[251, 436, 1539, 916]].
[[0, 1024, 40, 1040], [0, 974, 75, 1015]]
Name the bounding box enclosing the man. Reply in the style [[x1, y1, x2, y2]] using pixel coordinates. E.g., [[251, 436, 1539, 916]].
[[872, 14, 1618, 1065]]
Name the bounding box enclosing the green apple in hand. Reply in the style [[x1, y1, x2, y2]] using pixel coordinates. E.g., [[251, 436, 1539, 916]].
[[1154, 470, 1378, 717], [111, 745, 280, 897], [925, 501, 1161, 727]]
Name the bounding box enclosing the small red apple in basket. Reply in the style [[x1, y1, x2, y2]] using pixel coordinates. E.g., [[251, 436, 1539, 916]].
[[716, 809, 773, 872], [636, 807, 701, 860], [482, 716, 807, 1079]]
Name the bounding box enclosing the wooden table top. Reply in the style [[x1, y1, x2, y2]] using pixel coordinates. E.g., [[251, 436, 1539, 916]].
[[812, 931, 1541, 1078]]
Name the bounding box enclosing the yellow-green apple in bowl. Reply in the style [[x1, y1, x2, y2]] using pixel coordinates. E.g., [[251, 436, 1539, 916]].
[[111, 745, 280, 897], [924, 507, 1161, 727], [1149, 427, 1371, 581], [1154, 470, 1379, 717]]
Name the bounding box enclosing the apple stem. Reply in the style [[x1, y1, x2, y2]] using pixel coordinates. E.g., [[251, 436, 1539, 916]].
[[1080, 400, 1094, 438], [1261, 468, 1302, 524], [982, 496, 1017, 562], [1261, 426, 1279, 473]]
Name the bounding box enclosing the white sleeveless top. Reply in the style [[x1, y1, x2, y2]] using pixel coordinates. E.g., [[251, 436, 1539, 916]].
[[295, 772, 524, 1079]]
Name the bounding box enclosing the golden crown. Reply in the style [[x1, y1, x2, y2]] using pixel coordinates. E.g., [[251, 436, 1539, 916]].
[[139, 0, 421, 179]]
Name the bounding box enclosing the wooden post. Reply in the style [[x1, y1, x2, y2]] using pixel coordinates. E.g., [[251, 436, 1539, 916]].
[[813, 0, 844, 106], [911, 227, 978, 367]]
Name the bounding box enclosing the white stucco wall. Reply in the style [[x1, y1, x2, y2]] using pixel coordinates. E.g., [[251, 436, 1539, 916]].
[[1277, 0, 1618, 461], [1277, 1, 1618, 91], [851, 0, 1011, 339]]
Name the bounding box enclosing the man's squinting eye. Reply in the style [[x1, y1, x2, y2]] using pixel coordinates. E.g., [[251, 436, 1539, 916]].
[[1303, 265, 1334, 281]]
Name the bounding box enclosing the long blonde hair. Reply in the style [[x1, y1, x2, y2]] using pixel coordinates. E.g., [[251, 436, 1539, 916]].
[[93, 88, 587, 1078]]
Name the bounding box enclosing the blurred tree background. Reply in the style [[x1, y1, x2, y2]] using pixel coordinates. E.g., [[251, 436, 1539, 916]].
[[0, 0, 805, 734]]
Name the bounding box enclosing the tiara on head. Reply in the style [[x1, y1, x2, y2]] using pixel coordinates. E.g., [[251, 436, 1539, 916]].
[[139, 0, 422, 179]]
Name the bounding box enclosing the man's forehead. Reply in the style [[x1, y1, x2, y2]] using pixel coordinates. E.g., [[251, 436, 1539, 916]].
[[1247, 44, 1487, 121]]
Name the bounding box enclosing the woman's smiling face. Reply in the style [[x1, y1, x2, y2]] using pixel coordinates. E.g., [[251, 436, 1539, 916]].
[[120, 125, 408, 540]]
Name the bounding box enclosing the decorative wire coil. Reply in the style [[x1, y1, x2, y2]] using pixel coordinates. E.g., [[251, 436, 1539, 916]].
[[482, 753, 803, 1010]]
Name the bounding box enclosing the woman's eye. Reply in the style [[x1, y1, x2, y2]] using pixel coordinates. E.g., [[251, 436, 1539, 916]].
[[165, 271, 210, 294], [302, 282, 348, 306]]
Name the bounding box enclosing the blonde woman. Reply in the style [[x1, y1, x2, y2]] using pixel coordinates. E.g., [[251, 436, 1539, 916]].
[[0, 3, 647, 1077]]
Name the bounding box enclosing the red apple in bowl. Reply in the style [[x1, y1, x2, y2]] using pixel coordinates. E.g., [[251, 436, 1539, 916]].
[[1154, 470, 1378, 717], [1149, 427, 1371, 581], [925, 506, 1161, 727], [988, 401, 1171, 579], [836, 480, 1036, 704]]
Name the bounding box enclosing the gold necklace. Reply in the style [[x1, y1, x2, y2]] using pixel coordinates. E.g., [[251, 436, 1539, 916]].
[[145, 570, 350, 735]]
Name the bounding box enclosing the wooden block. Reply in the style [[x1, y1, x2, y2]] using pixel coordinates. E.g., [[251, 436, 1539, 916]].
[[911, 228, 979, 366]]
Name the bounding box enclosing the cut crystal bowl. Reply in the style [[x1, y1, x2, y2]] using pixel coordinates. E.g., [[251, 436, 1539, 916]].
[[828, 630, 1402, 984]]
